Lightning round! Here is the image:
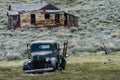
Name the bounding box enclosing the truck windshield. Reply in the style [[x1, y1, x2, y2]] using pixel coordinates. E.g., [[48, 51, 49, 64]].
[[31, 43, 53, 52]]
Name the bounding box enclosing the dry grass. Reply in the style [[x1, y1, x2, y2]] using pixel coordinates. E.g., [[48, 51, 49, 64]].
[[0, 60, 23, 67], [67, 53, 120, 64], [1, 52, 120, 80], [0, 0, 120, 59]]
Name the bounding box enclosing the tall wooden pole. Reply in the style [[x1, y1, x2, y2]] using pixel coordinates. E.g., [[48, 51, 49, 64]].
[[41, 0, 42, 3]]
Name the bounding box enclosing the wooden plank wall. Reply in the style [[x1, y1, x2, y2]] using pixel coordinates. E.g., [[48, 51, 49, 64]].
[[66, 14, 78, 27], [20, 12, 30, 27], [20, 11, 65, 28], [8, 16, 20, 29], [8, 11, 78, 28]]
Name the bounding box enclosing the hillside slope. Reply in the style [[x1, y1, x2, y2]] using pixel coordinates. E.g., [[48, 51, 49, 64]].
[[0, 0, 120, 59]]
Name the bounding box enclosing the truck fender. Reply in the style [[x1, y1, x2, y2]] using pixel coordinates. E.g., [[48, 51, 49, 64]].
[[50, 57, 58, 70], [23, 59, 32, 70]]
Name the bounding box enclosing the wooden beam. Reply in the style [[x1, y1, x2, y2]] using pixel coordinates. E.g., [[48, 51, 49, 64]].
[[100, 42, 110, 55], [0, 0, 19, 3]]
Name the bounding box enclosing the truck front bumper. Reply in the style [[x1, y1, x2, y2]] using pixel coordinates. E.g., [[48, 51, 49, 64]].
[[24, 68, 54, 73]]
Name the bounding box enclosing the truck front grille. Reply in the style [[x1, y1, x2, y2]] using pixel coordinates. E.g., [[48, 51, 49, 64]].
[[32, 60, 45, 69]]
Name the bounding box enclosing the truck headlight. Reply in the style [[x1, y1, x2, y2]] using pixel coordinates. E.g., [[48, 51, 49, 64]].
[[45, 57, 50, 62]]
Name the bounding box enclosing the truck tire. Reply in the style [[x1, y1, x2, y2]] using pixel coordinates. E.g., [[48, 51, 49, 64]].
[[23, 60, 32, 70], [50, 57, 58, 71], [61, 58, 66, 70]]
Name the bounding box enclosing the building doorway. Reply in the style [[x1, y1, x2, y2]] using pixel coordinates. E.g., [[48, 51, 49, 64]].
[[31, 14, 36, 24]]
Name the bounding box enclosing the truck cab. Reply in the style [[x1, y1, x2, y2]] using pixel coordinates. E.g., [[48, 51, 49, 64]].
[[23, 40, 67, 73]]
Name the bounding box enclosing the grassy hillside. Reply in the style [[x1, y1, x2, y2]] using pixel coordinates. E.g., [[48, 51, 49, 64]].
[[0, 0, 120, 60], [1, 52, 120, 80]]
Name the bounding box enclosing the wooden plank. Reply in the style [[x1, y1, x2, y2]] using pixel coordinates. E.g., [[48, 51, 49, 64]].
[[19, 11, 77, 28], [0, 0, 18, 3], [100, 42, 110, 55]]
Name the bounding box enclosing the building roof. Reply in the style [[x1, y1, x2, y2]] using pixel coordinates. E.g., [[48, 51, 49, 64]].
[[9, 2, 60, 12], [8, 2, 62, 15], [45, 10, 63, 13], [7, 10, 63, 16], [7, 2, 78, 18], [7, 11, 19, 15], [10, 2, 48, 11]]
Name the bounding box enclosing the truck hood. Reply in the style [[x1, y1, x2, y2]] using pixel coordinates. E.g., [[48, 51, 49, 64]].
[[31, 51, 52, 56]]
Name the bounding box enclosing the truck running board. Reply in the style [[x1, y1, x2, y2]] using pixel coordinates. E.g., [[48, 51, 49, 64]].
[[24, 68, 54, 73]]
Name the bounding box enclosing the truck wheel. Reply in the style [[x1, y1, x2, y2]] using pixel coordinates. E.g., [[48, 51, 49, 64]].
[[61, 58, 66, 70], [23, 63, 32, 70], [23, 61, 32, 71], [50, 58, 58, 71], [52, 62, 57, 71]]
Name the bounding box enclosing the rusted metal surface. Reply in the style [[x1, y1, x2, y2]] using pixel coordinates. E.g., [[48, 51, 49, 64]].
[[63, 40, 68, 58], [24, 68, 54, 73]]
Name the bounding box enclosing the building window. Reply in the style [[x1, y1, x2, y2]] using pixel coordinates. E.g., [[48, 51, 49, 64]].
[[45, 14, 50, 19], [55, 14, 60, 23], [31, 14, 36, 24], [12, 16, 18, 20]]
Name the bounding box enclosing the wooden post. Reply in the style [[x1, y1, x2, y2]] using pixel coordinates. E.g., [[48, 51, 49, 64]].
[[12, 23, 15, 31], [63, 40, 68, 58], [108, 0, 112, 5], [100, 42, 110, 55], [1, 41, 6, 56], [1, 41, 4, 53], [26, 42, 31, 59], [41, 0, 42, 3]]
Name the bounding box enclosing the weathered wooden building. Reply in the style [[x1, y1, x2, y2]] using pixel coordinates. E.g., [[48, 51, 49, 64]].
[[7, 2, 78, 29]]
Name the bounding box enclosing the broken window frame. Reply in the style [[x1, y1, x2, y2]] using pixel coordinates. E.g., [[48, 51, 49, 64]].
[[45, 14, 50, 19], [12, 15, 18, 21], [55, 14, 60, 23]]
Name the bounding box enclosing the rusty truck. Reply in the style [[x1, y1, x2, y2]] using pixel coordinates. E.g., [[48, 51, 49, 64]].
[[23, 40, 68, 73]]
